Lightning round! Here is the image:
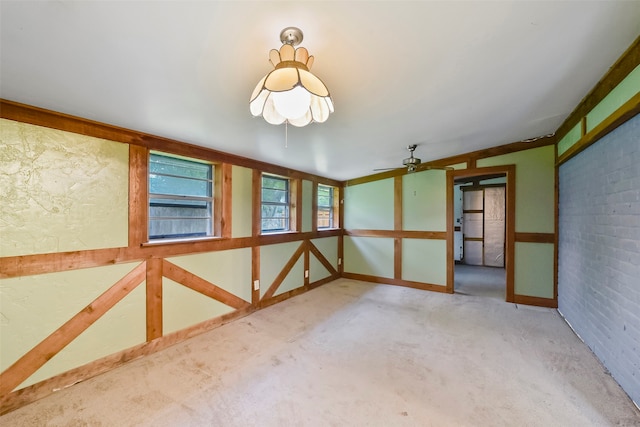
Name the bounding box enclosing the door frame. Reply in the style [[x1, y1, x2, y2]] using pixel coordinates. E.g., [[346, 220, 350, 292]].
[[446, 165, 516, 302]]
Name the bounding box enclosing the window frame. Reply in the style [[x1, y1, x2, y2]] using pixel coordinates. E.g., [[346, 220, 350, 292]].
[[317, 184, 339, 230], [147, 151, 216, 242], [260, 174, 292, 234]]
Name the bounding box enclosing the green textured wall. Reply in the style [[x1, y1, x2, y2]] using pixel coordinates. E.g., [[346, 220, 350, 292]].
[[514, 242, 555, 299], [310, 237, 338, 282], [402, 239, 446, 285], [344, 236, 394, 278], [557, 122, 582, 156], [231, 166, 253, 238], [260, 241, 305, 298], [0, 119, 129, 257], [163, 278, 235, 334], [403, 170, 447, 231], [478, 145, 555, 233], [344, 178, 394, 230]]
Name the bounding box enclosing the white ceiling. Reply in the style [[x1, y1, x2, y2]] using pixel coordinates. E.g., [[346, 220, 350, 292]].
[[1, 1, 638, 181]]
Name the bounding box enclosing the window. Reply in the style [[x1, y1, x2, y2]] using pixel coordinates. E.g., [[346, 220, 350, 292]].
[[261, 175, 290, 232], [148, 153, 213, 240], [317, 184, 338, 229]]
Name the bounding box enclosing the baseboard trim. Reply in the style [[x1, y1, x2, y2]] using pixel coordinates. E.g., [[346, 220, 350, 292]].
[[342, 273, 448, 293], [513, 294, 558, 308]]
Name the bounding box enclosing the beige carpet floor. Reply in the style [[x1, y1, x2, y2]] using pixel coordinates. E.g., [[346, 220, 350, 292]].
[[2, 277, 639, 426]]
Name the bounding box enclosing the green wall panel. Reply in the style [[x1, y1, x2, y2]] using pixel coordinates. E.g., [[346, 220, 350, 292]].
[[167, 248, 252, 303], [163, 277, 234, 334], [311, 236, 339, 270], [231, 165, 253, 238], [0, 262, 146, 389], [302, 180, 313, 232], [260, 241, 304, 298], [310, 236, 338, 282], [402, 239, 447, 286], [344, 178, 394, 230], [274, 258, 304, 297], [514, 242, 555, 299], [557, 122, 582, 156], [344, 236, 394, 278], [403, 170, 447, 231], [477, 145, 555, 233]]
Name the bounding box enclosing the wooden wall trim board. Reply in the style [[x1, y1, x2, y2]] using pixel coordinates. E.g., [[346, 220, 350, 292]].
[[0, 262, 147, 397], [554, 35, 639, 143], [218, 163, 233, 238], [0, 99, 342, 187], [514, 233, 555, 244], [513, 295, 558, 309], [556, 92, 640, 165], [146, 258, 163, 341], [394, 176, 403, 279], [446, 170, 454, 293], [0, 305, 255, 415], [128, 145, 149, 246], [344, 230, 447, 240], [0, 229, 344, 279], [342, 273, 448, 293]]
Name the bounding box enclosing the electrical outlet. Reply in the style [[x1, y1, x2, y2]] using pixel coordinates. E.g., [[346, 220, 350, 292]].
[[338, 258, 342, 265], [253, 280, 259, 290], [304, 270, 309, 278]]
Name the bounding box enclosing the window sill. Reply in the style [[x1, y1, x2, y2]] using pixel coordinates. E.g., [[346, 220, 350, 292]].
[[142, 236, 224, 247], [260, 230, 298, 236]]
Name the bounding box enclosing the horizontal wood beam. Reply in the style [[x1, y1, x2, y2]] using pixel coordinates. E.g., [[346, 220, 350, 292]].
[[515, 232, 555, 244], [513, 294, 557, 308], [344, 230, 446, 240], [0, 229, 343, 279], [342, 272, 448, 293]]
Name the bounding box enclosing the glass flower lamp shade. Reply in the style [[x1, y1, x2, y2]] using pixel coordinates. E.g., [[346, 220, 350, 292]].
[[250, 29, 334, 127]]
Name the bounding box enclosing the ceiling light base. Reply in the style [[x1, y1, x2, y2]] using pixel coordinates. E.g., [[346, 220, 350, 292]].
[[280, 27, 303, 46]]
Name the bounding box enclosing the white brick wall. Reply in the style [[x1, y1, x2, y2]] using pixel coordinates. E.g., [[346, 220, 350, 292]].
[[558, 115, 640, 405]]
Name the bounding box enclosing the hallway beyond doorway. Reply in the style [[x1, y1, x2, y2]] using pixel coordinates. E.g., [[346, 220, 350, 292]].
[[454, 264, 506, 301]]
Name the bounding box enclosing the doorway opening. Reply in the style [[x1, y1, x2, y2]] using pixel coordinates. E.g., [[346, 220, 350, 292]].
[[446, 166, 515, 302]]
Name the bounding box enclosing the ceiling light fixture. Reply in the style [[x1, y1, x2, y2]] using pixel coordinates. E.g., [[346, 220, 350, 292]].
[[250, 27, 334, 127]]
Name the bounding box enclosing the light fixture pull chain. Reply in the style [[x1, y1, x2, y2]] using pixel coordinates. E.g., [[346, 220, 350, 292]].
[[285, 121, 288, 148]]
